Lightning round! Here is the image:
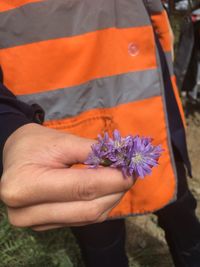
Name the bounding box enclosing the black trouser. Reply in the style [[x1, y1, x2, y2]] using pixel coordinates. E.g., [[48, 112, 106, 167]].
[[71, 219, 128, 267], [71, 159, 200, 267], [156, 160, 200, 267]]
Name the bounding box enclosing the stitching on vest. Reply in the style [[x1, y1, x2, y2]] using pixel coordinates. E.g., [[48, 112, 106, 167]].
[[49, 115, 117, 134]]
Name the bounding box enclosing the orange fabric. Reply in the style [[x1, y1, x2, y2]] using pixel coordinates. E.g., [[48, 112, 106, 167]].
[[151, 10, 173, 52], [44, 96, 176, 215], [0, 26, 156, 94], [0, 0, 43, 12], [0, 3, 177, 216], [171, 75, 186, 128]]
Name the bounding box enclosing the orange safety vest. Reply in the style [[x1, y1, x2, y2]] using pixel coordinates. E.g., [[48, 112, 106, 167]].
[[0, 0, 185, 217]]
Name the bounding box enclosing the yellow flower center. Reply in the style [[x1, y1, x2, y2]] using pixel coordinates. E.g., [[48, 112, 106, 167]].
[[132, 153, 143, 164]]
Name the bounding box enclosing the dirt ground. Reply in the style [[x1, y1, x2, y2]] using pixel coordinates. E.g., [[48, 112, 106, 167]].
[[126, 103, 200, 267]]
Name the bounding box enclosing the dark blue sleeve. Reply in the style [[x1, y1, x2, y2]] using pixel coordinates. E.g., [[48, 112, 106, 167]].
[[0, 77, 44, 175]]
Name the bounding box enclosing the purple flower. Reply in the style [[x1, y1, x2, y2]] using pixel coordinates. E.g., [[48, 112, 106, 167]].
[[85, 130, 163, 180], [126, 136, 163, 179], [85, 133, 112, 167], [85, 144, 102, 168], [107, 130, 132, 164]]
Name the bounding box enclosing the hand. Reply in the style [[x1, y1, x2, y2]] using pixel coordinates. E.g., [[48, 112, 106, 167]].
[[0, 124, 133, 231]]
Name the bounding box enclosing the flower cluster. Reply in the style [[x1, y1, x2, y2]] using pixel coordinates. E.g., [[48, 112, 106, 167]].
[[85, 130, 163, 180]]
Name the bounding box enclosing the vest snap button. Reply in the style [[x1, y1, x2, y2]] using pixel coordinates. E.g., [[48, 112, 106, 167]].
[[128, 43, 139, 57]]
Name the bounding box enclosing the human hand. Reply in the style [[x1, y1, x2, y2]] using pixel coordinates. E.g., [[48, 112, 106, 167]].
[[0, 124, 133, 230]]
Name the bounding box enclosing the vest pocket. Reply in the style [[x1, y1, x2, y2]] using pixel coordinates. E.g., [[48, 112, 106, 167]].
[[44, 113, 118, 139]]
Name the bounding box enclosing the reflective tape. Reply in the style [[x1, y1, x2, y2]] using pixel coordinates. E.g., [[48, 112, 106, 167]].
[[143, 0, 164, 14], [1, 27, 157, 94], [0, 0, 150, 48], [18, 69, 161, 120]]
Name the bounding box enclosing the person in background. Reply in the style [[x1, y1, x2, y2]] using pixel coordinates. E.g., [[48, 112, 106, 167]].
[[162, 0, 189, 11], [175, 0, 189, 10], [0, 1, 200, 266]]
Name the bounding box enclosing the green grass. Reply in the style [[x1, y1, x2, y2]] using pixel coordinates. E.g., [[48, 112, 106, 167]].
[[0, 203, 83, 267]]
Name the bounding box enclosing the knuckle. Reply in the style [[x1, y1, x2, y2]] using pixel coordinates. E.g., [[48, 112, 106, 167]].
[[0, 174, 24, 208], [0, 180, 13, 206], [84, 202, 102, 223], [76, 178, 98, 201]]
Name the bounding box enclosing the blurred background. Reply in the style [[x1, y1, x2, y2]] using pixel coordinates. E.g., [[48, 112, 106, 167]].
[[0, 1, 200, 266]]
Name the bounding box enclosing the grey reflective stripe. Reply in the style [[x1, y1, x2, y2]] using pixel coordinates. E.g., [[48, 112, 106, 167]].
[[165, 52, 174, 76], [143, 0, 164, 14], [0, 0, 150, 49], [18, 69, 160, 121]]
